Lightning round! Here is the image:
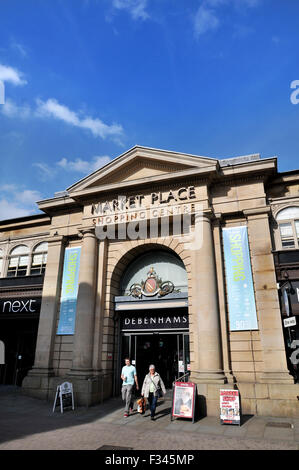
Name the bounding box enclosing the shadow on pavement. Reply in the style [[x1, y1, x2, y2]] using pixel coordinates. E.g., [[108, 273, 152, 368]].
[[0, 385, 126, 445], [0, 386, 175, 446]]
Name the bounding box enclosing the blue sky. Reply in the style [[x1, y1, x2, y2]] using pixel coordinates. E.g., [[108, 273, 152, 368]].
[[0, 0, 299, 219]]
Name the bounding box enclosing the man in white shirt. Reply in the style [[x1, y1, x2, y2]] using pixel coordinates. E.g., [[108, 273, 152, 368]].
[[121, 357, 139, 417]]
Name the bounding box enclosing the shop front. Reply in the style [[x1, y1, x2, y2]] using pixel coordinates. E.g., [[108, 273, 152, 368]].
[[5, 145, 297, 418], [0, 276, 43, 386], [273, 249, 299, 382]]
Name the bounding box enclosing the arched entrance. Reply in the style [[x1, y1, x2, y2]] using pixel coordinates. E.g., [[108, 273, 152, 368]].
[[114, 248, 190, 390]]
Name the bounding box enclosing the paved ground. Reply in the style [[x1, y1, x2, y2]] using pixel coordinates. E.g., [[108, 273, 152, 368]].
[[0, 386, 299, 450]]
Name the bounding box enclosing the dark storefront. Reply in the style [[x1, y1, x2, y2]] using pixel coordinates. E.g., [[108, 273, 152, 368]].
[[0, 275, 43, 386], [274, 250, 299, 382]]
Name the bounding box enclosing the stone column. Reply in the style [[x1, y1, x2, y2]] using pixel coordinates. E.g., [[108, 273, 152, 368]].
[[69, 228, 97, 377], [22, 235, 65, 397], [213, 215, 235, 383], [92, 239, 108, 372], [190, 212, 226, 383], [244, 208, 293, 384]]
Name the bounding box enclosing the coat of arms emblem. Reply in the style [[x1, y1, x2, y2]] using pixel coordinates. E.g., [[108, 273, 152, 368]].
[[129, 267, 175, 298]]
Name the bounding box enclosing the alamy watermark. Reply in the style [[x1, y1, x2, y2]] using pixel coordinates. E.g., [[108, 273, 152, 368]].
[[0, 80, 5, 105], [290, 80, 299, 105], [93, 195, 206, 251]]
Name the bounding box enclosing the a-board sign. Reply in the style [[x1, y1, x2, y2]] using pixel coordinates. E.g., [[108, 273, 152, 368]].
[[220, 389, 240, 425], [52, 381, 75, 413], [283, 316, 296, 328], [171, 381, 196, 422]]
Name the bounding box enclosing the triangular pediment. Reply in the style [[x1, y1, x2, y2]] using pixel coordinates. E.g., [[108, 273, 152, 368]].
[[67, 146, 218, 195]]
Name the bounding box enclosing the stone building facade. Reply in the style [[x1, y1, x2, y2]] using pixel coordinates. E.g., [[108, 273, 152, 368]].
[[0, 146, 299, 417]]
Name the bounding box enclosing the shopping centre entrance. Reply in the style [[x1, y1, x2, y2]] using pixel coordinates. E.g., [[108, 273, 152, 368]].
[[115, 248, 190, 391], [121, 330, 190, 388]]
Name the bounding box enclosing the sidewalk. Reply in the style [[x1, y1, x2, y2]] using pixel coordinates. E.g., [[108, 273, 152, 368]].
[[0, 386, 299, 450]]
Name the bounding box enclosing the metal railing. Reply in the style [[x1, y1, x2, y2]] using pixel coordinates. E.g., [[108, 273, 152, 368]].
[[173, 371, 190, 385]]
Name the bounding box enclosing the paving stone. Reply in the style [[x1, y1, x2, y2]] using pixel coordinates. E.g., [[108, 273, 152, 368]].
[[223, 425, 248, 437], [263, 427, 294, 442], [0, 387, 299, 450]]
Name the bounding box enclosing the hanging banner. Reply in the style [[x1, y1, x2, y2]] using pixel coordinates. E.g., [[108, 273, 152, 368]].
[[220, 389, 240, 425], [222, 226, 258, 331], [57, 247, 81, 335]]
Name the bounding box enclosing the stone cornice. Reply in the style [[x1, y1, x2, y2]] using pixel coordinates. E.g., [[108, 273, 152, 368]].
[[243, 207, 271, 217], [66, 145, 218, 192], [68, 164, 219, 199]]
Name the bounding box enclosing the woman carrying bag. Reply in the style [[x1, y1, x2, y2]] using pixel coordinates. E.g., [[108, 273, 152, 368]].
[[141, 364, 166, 421]]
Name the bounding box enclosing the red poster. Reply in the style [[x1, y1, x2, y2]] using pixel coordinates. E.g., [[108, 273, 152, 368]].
[[172, 382, 196, 419], [220, 389, 240, 425]]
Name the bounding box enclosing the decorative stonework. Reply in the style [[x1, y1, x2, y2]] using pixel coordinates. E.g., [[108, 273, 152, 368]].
[[129, 266, 176, 298]]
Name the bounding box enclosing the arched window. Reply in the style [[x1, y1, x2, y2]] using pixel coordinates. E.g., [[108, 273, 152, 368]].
[[30, 242, 48, 275], [276, 206, 299, 249], [7, 245, 29, 277], [0, 249, 3, 277], [120, 250, 188, 296]]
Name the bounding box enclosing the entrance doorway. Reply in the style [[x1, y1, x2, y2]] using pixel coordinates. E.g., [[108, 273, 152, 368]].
[[121, 332, 190, 389], [0, 318, 39, 386]]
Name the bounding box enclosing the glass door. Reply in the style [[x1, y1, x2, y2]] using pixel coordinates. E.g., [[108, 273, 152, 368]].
[[120, 332, 190, 392], [177, 333, 190, 381]]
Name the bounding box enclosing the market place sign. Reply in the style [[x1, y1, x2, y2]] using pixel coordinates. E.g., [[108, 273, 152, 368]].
[[91, 186, 198, 226]]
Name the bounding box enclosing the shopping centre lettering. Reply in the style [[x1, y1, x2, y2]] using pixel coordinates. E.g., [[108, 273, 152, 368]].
[[92, 186, 196, 214], [91, 186, 198, 227]]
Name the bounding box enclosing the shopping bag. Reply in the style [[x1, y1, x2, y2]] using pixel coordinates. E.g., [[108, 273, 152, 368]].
[[137, 397, 146, 414]]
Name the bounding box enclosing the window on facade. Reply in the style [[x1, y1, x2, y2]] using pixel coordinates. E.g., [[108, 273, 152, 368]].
[[7, 245, 29, 277], [30, 242, 48, 275], [277, 207, 299, 249]]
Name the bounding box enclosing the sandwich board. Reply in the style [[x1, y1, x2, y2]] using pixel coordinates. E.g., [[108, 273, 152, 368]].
[[220, 389, 240, 425], [53, 381, 75, 413], [171, 381, 196, 422]]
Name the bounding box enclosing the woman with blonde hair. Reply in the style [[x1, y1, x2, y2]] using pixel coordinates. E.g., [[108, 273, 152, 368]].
[[141, 364, 166, 421]]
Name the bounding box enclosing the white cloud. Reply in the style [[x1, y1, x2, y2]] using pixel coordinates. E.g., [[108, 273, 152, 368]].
[[194, 0, 262, 38], [0, 64, 27, 86], [0, 184, 17, 192], [194, 4, 220, 37], [15, 189, 42, 205], [10, 41, 28, 58], [57, 155, 111, 173], [35, 98, 79, 126], [1, 98, 31, 119], [1, 96, 124, 144], [0, 199, 33, 219], [112, 0, 149, 20], [33, 162, 57, 181], [33, 155, 111, 182], [0, 186, 42, 220], [35, 98, 124, 141]]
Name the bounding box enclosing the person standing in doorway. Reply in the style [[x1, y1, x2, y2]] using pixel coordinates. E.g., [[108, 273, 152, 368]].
[[141, 364, 166, 421], [121, 357, 139, 418]]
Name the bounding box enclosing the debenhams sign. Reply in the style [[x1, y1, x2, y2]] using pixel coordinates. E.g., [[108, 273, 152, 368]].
[[121, 312, 189, 331]]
